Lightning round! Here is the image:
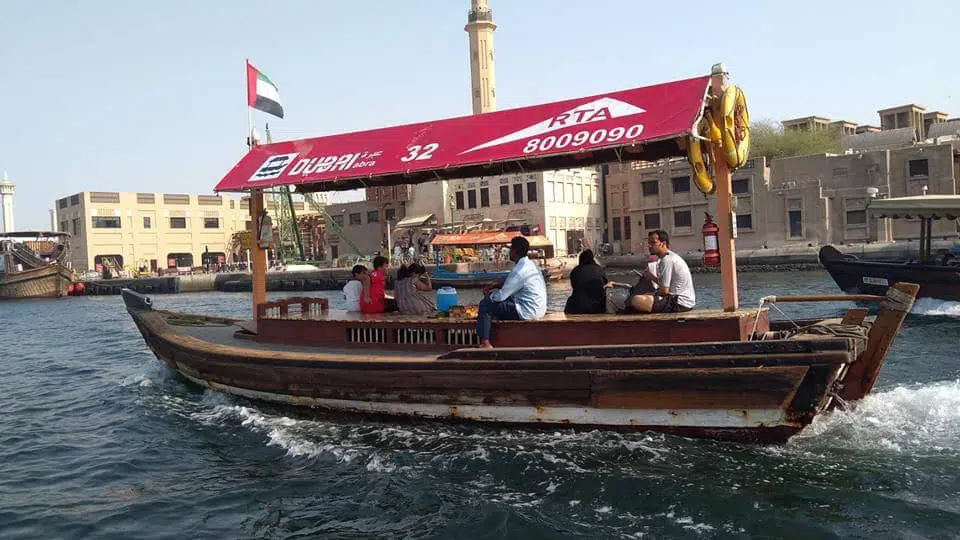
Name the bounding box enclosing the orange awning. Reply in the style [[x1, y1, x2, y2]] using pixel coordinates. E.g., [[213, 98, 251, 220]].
[[430, 231, 521, 246]]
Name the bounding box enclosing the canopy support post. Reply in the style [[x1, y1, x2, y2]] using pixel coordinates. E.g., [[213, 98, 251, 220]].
[[249, 188, 267, 326], [709, 63, 739, 311]]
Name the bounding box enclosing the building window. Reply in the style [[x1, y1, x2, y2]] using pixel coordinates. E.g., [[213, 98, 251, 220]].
[[72, 218, 80, 235], [527, 182, 538, 203], [58, 199, 68, 209], [166, 253, 193, 268], [499, 185, 510, 205], [787, 199, 803, 238], [908, 158, 929, 178], [643, 212, 661, 230], [455, 191, 465, 210], [332, 214, 344, 226], [513, 183, 524, 204], [642, 180, 659, 196], [846, 210, 867, 226], [91, 216, 121, 229], [674, 210, 692, 228], [554, 182, 564, 202], [732, 178, 751, 194], [671, 176, 690, 193], [203, 217, 219, 229], [366, 210, 379, 223], [566, 183, 574, 202], [143, 216, 152, 229], [612, 217, 622, 241], [468, 190, 477, 209], [348, 213, 362, 225], [591, 185, 598, 205], [623, 217, 631, 240], [245, 220, 252, 230], [736, 214, 753, 230], [70, 194, 80, 206], [480, 187, 490, 207], [545, 181, 554, 202], [169, 217, 186, 229], [384, 208, 397, 221]]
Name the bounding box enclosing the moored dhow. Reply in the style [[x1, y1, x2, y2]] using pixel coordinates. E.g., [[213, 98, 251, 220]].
[[0, 231, 74, 300]]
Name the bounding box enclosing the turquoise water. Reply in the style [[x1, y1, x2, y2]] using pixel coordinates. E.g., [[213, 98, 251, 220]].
[[1, 270, 958, 538]]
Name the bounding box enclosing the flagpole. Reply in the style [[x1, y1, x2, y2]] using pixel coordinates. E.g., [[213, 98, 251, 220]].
[[245, 57, 267, 326], [246, 58, 253, 151]]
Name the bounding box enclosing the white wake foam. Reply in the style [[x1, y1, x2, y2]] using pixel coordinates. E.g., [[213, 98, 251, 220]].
[[911, 297, 960, 317], [793, 380, 960, 454]]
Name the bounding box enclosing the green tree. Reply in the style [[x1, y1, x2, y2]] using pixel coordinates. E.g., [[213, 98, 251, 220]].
[[750, 119, 842, 159]]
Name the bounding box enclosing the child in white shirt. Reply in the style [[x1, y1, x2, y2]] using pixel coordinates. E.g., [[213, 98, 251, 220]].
[[343, 264, 367, 311]]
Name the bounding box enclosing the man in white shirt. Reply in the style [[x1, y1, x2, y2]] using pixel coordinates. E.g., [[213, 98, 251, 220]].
[[629, 229, 695, 313], [342, 264, 367, 311], [477, 236, 548, 348]]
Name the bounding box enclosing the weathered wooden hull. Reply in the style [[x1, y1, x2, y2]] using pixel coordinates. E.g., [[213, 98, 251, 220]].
[[820, 245, 960, 301], [120, 288, 906, 444], [0, 264, 73, 300]]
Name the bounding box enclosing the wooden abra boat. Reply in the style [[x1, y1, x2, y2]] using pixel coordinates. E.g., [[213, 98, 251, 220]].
[[821, 195, 960, 301], [123, 284, 917, 443], [429, 267, 558, 288], [123, 63, 921, 443], [0, 231, 73, 300]]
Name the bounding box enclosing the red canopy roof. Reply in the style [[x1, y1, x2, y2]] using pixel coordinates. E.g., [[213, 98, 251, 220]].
[[215, 75, 711, 193], [430, 231, 521, 246]]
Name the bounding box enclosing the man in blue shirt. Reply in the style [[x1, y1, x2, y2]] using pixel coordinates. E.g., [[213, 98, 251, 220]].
[[476, 236, 548, 348]]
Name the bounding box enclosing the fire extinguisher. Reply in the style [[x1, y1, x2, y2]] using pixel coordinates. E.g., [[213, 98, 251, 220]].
[[702, 212, 720, 267]]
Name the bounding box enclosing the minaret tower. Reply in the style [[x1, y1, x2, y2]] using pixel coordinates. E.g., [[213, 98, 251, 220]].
[[0, 171, 14, 233], [465, 0, 497, 114]]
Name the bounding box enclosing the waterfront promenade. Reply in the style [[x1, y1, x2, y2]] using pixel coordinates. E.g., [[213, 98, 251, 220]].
[[74, 240, 951, 295]]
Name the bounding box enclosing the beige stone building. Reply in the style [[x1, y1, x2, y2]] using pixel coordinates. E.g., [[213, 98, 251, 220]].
[[323, 186, 412, 259], [605, 157, 771, 254], [324, 168, 604, 258], [53, 191, 320, 273], [604, 102, 960, 256], [446, 168, 604, 255]]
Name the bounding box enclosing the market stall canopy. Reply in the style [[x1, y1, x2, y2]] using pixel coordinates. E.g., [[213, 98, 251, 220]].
[[867, 195, 960, 220], [215, 75, 712, 193], [393, 214, 437, 229], [430, 231, 521, 246], [525, 235, 553, 248]]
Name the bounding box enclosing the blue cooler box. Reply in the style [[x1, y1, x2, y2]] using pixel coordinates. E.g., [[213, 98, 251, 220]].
[[436, 286, 458, 313]]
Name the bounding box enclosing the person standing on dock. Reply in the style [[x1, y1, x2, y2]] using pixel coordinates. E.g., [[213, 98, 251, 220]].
[[476, 236, 547, 348]]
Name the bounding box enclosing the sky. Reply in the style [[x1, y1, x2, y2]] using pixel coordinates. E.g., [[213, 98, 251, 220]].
[[1, 0, 957, 230]]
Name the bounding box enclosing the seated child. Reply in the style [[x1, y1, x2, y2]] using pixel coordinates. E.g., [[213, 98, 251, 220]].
[[343, 264, 367, 312]]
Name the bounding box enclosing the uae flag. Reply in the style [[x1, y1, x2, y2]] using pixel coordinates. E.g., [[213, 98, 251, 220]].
[[246, 60, 284, 119]]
